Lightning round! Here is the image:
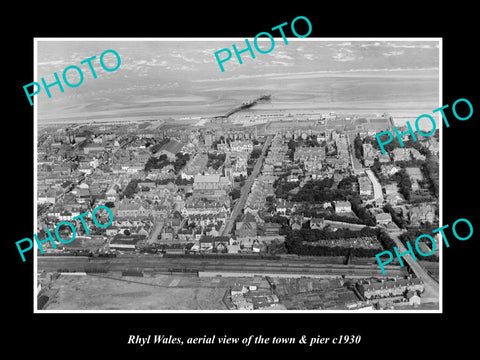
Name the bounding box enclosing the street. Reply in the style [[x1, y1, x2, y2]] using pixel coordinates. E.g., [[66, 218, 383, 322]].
[[387, 229, 439, 303], [221, 135, 273, 236]]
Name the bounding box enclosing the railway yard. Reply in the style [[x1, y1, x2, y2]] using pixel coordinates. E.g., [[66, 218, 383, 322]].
[[37, 254, 407, 278]]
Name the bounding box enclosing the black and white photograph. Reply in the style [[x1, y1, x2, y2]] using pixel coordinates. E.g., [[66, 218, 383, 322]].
[[6, 6, 479, 356], [33, 38, 441, 312]]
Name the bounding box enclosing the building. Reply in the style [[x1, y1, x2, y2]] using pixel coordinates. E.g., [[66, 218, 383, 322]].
[[275, 199, 292, 216], [409, 204, 436, 225], [310, 218, 325, 230], [361, 278, 424, 301], [358, 176, 373, 197], [83, 143, 105, 155], [193, 174, 232, 200], [334, 201, 352, 214], [381, 164, 401, 177], [235, 213, 258, 238], [376, 212, 392, 225], [116, 201, 150, 218], [392, 148, 410, 162]]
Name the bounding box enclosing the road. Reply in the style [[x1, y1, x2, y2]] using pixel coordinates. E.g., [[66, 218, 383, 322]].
[[148, 218, 163, 243], [221, 135, 273, 236], [365, 169, 384, 204], [387, 230, 439, 302]]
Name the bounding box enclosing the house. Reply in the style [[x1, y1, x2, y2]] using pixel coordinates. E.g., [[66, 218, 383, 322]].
[[408, 204, 436, 225], [376, 212, 392, 225], [214, 241, 226, 252], [160, 226, 174, 241], [183, 197, 229, 217], [384, 183, 399, 195], [408, 292, 422, 307], [75, 188, 91, 204], [426, 138, 439, 156], [334, 201, 352, 214], [405, 167, 424, 182], [409, 148, 426, 161], [105, 187, 118, 201], [38, 189, 57, 204], [214, 236, 230, 252], [361, 278, 424, 300], [289, 215, 304, 230], [83, 143, 105, 155], [78, 163, 93, 175], [231, 284, 248, 296], [381, 164, 401, 177], [261, 222, 281, 236], [116, 201, 150, 218], [385, 193, 404, 206], [392, 148, 410, 162], [275, 199, 291, 216], [310, 217, 325, 230], [199, 235, 215, 251], [362, 143, 376, 167], [358, 176, 373, 197], [177, 228, 195, 242]]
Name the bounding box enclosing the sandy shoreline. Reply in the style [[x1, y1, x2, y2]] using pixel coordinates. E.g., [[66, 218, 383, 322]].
[[37, 102, 435, 127]]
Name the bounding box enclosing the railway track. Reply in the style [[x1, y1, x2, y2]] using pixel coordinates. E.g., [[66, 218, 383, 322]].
[[38, 255, 406, 277]]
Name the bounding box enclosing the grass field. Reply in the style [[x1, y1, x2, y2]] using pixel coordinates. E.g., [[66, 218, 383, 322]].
[[42, 273, 269, 311]]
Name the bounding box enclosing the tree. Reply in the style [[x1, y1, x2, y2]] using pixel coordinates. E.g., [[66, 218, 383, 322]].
[[349, 194, 376, 226], [207, 152, 226, 170], [175, 176, 194, 186], [123, 179, 140, 198], [396, 169, 412, 201], [229, 188, 241, 200], [383, 203, 406, 228], [421, 154, 439, 198], [371, 158, 382, 176], [338, 175, 358, 192], [173, 153, 190, 172], [354, 133, 364, 160], [248, 148, 262, 165], [377, 230, 396, 252]]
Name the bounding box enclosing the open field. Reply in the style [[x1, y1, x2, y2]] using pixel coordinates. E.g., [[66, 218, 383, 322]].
[[42, 273, 240, 310]]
